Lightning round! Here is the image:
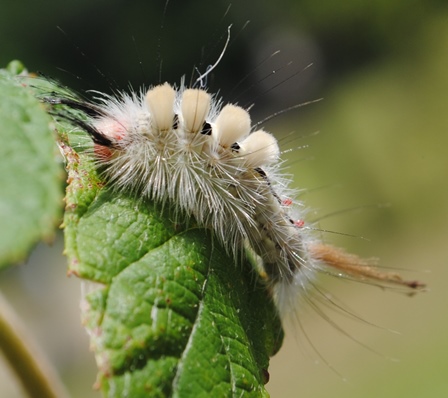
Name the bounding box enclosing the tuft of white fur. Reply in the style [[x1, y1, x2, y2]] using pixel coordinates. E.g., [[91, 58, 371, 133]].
[[180, 89, 211, 134], [145, 82, 176, 132], [214, 104, 251, 147], [238, 129, 279, 167]]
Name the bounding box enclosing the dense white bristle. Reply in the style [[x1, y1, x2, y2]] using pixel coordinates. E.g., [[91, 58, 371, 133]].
[[238, 129, 280, 167], [145, 82, 176, 132], [180, 88, 211, 134], [214, 104, 251, 147]]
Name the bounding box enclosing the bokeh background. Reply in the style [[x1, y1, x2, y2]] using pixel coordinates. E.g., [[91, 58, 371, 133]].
[[1, 1, 447, 397]]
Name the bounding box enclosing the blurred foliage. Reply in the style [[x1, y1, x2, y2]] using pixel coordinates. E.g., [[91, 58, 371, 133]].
[[1, 0, 446, 90]]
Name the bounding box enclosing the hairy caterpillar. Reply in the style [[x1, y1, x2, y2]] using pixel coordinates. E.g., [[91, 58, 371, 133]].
[[43, 62, 424, 323]]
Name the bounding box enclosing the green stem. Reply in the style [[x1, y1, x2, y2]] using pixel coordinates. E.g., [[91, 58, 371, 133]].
[[0, 292, 70, 398]]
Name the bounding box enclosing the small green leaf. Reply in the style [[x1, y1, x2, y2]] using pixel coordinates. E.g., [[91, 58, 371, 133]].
[[0, 62, 63, 268], [62, 139, 283, 396]]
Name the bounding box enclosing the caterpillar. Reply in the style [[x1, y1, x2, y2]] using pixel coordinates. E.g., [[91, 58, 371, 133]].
[[43, 69, 424, 322]]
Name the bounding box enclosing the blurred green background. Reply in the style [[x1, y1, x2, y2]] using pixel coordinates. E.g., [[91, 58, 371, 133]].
[[1, 1, 447, 397]]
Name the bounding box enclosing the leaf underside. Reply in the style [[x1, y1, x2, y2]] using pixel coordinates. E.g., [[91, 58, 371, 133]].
[[62, 136, 284, 396], [0, 62, 62, 269]]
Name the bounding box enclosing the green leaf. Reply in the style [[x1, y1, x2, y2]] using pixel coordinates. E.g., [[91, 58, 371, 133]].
[[0, 61, 63, 269], [62, 138, 284, 396]]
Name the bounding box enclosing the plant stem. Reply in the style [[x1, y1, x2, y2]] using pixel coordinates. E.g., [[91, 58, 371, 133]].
[[0, 292, 70, 398]]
